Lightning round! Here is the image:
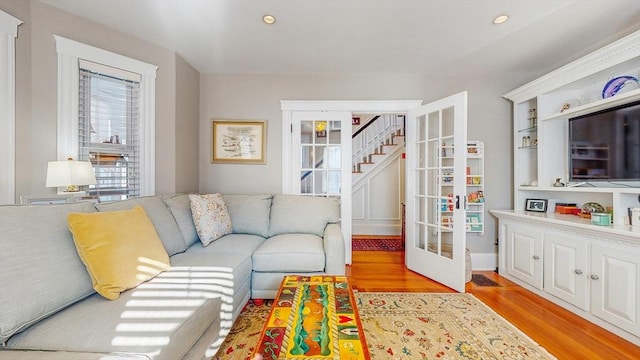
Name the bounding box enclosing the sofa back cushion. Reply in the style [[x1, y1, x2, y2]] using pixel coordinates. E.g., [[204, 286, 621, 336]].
[[222, 194, 273, 238], [161, 193, 199, 248], [0, 202, 97, 342], [96, 196, 186, 256], [269, 194, 340, 237]]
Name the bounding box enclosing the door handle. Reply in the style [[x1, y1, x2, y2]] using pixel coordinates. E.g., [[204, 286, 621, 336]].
[[590, 274, 600, 280], [574, 269, 583, 275], [533, 255, 540, 260], [455, 195, 460, 209]]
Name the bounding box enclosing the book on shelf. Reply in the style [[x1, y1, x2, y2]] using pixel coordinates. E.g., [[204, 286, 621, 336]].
[[466, 213, 482, 232]]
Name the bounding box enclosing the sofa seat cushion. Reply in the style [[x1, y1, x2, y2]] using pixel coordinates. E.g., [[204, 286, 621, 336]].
[[0, 202, 96, 343], [186, 234, 265, 255], [170, 250, 253, 321], [97, 196, 186, 256], [5, 268, 223, 360], [252, 234, 325, 272]]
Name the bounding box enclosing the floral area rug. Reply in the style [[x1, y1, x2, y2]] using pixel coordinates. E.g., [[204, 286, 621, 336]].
[[213, 293, 557, 360]]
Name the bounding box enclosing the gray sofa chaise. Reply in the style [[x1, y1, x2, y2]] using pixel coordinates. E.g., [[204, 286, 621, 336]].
[[0, 193, 345, 360]]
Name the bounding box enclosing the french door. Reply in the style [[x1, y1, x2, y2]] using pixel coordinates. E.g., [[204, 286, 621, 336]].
[[405, 92, 468, 292], [289, 111, 353, 262]]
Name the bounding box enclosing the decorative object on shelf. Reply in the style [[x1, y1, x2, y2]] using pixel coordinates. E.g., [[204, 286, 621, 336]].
[[591, 212, 612, 226], [580, 202, 606, 219], [45, 158, 97, 193], [560, 98, 580, 113], [525, 198, 547, 212], [552, 178, 565, 187], [628, 207, 640, 226], [467, 190, 484, 203], [211, 119, 267, 164], [521, 135, 531, 147], [528, 108, 537, 127], [601, 75, 640, 98], [554, 203, 579, 214]]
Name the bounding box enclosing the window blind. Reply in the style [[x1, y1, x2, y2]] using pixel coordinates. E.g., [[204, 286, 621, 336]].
[[78, 61, 141, 202]]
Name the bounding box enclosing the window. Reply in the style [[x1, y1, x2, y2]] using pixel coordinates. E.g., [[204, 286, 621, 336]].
[[55, 36, 157, 200], [78, 60, 141, 201]]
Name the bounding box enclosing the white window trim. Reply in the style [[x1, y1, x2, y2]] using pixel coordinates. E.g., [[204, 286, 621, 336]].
[[0, 10, 22, 205], [54, 35, 158, 196]]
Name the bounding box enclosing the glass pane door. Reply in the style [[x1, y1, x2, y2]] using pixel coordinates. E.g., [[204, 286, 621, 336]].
[[406, 92, 467, 292]]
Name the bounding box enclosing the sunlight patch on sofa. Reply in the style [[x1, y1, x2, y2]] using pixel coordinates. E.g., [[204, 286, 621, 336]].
[[115, 323, 180, 332], [103, 265, 236, 358]]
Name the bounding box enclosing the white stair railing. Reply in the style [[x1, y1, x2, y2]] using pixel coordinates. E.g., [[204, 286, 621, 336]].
[[352, 114, 404, 172]]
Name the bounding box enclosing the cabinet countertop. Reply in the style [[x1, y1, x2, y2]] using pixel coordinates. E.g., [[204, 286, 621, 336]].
[[490, 209, 640, 243]]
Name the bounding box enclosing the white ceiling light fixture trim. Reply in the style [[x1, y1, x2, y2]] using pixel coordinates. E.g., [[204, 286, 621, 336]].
[[493, 15, 509, 24], [263, 14, 276, 25]]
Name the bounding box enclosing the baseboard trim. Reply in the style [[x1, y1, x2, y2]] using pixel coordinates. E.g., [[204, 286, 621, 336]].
[[470, 252, 498, 271], [352, 224, 401, 235]]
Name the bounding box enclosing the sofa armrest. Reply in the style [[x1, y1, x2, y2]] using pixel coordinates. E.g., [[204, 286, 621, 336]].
[[323, 223, 345, 275]]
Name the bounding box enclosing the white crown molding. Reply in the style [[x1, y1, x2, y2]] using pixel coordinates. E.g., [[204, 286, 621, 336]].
[[504, 30, 640, 102]]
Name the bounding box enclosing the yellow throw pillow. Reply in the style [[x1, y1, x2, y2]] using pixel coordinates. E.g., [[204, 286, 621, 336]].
[[68, 205, 170, 300]]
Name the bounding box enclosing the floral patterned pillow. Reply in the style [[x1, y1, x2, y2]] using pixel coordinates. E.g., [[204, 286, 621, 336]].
[[189, 194, 232, 246]]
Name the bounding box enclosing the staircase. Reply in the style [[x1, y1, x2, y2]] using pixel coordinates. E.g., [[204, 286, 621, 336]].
[[352, 115, 405, 184]]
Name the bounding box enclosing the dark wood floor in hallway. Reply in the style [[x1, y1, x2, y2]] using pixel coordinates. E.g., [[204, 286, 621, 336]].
[[346, 250, 639, 360]]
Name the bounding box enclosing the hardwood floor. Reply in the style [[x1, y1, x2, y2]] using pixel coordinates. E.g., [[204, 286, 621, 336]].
[[346, 250, 640, 360]]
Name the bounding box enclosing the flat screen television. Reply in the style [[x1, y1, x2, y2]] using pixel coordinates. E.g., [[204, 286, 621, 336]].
[[568, 100, 640, 183]]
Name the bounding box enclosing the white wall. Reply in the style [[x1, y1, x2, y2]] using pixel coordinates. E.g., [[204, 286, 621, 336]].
[[199, 72, 530, 259]]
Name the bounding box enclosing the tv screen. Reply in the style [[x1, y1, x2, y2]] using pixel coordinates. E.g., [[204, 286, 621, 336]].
[[569, 100, 640, 183]]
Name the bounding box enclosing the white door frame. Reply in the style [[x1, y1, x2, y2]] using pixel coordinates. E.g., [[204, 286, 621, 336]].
[[281, 100, 422, 265]]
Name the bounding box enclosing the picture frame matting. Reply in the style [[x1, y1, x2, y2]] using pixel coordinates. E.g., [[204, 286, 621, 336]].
[[211, 119, 267, 164]]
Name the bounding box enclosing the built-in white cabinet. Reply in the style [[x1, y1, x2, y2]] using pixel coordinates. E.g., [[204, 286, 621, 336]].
[[493, 211, 640, 345], [543, 232, 589, 310], [590, 243, 640, 336], [504, 222, 543, 290], [495, 29, 640, 345]]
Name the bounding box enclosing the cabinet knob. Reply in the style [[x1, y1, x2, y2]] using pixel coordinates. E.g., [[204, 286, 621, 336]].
[[574, 269, 583, 275], [533, 255, 540, 260], [590, 274, 600, 280]]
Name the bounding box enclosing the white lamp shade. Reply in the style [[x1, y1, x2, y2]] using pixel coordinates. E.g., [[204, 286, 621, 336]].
[[46, 160, 97, 188]]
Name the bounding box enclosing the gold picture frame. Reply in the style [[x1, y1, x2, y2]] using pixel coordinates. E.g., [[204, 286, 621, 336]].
[[212, 119, 267, 164]]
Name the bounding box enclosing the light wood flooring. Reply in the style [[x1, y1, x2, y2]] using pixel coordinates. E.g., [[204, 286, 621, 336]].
[[346, 249, 640, 360]]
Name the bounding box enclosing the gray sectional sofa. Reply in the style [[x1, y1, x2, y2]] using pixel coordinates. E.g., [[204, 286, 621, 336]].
[[0, 193, 345, 360]]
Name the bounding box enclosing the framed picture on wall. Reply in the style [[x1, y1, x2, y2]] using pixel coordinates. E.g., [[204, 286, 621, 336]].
[[211, 119, 267, 164], [525, 198, 548, 212]]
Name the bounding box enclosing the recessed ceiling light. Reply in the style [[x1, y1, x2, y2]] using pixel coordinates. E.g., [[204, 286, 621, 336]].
[[493, 15, 509, 24], [263, 14, 276, 25]]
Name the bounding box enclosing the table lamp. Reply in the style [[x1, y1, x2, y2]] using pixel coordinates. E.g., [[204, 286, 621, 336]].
[[45, 158, 97, 193]]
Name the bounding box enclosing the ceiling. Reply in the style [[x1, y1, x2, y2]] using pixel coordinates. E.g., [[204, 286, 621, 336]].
[[40, 0, 640, 78]]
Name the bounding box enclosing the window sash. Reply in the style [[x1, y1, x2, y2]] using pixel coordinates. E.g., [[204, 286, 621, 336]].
[[78, 67, 141, 201]]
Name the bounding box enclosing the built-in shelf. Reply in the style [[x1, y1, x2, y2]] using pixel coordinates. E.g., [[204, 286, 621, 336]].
[[541, 88, 640, 122]]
